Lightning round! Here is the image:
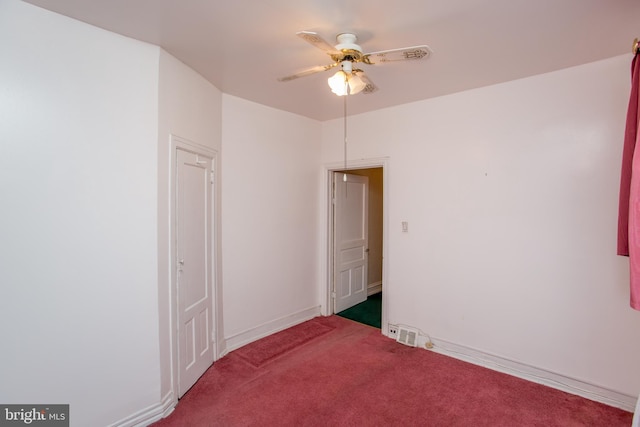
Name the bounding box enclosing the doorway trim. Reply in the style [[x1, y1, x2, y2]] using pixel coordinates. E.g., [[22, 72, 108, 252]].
[[322, 157, 390, 336], [168, 135, 224, 404]]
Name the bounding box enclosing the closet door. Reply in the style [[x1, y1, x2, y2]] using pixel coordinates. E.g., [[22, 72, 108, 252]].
[[176, 148, 214, 397]]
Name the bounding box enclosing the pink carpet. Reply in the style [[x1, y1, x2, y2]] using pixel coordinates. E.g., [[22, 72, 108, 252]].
[[152, 316, 633, 426], [233, 320, 334, 367]]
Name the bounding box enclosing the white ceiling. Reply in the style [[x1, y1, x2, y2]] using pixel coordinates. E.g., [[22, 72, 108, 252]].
[[22, 0, 640, 121]]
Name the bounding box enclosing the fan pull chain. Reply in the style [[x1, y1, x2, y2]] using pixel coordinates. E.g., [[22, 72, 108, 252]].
[[343, 80, 348, 183]]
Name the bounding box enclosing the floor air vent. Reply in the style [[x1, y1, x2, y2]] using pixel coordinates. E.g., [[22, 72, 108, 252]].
[[396, 327, 418, 347]]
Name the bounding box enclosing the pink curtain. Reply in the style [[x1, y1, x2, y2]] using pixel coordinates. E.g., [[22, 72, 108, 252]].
[[618, 52, 640, 310]]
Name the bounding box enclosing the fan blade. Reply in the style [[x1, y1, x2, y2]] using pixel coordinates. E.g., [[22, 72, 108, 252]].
[[364, 45, 432, 64], [277, 63, 338, 82], [296, 31, 340, 54], [359, 72, 378, 94]]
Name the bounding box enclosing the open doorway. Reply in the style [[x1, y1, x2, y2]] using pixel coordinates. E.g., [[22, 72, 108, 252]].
[[329, 166, 384, 329]]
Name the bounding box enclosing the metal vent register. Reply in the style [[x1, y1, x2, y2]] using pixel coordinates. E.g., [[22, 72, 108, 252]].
[[396, 327, 418, 347]]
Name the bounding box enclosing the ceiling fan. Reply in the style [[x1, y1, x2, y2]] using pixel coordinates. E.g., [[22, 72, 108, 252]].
[[278, 31, 432, 96]]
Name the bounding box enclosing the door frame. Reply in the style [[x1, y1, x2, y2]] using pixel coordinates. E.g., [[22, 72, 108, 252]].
[[323, 157, 390, 336], [169, 135, 223, 401]]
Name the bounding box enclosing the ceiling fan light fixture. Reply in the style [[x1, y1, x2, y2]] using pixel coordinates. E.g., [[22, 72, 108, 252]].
[[328, 68, 367, 96], [328, 70, 348, 96]]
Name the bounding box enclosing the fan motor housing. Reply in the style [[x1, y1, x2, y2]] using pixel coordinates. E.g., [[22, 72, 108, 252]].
[[332, 49, 364, 64], [332, 33, 365, 64]]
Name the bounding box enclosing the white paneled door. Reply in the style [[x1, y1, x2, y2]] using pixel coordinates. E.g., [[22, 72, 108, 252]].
[[176, 148, 214, 397], [333, 172, 369, 313]]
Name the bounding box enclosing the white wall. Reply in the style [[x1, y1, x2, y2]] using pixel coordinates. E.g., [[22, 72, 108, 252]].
[[321, 55, 640, 398], [221, 95, 322, 345], [157, 50, 223, 409], [0, 1, 161, 426]]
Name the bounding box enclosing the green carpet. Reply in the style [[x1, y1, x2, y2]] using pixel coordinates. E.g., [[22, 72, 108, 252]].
[[336, 292, 382, 328]]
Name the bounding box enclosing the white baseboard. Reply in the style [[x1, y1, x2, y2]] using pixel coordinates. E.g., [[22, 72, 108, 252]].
[[367, 281, 382, 296], [110, 308, 321, 426], [427, 336, 637, 412], [108, 390, 174, 427], [223, 305, 322, 355], [159, 391, 176, 420]]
